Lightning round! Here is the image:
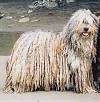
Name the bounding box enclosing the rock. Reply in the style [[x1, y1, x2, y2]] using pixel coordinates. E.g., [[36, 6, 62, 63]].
[[20, 15, 25, 18], [28, 1, 57, 9], [5, 16, 13, 19], [48, 12, 54, 16], [31, 19, 40, 22], [18, 17, 30, 23], [43, 1, 57, 8], [0, 13, 5, 19], [28, 9, 33, 14], [66, 0, 75, 3], [28, 5, 34, 9]]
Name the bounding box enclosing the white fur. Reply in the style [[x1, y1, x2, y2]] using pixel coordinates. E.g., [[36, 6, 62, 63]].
[[5, 9, 99, 93]]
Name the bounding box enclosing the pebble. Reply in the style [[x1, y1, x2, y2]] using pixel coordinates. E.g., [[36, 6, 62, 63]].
[[28, 9, 33, 14], [31, 19, 40, 22], [0, 13, 5, 19], [28, 5, 34, 9], [5, 16, 13, 19], [18, 17, 30, 23]]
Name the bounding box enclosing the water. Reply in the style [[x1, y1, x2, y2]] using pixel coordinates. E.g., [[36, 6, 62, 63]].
[[0, 32, 20, 55]]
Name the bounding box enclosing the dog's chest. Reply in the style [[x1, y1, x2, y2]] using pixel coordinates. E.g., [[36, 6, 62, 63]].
[[67, 49, 81, 70]]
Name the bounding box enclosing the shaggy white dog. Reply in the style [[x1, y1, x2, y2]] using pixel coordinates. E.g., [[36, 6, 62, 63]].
[[5, 9, 99, 93]]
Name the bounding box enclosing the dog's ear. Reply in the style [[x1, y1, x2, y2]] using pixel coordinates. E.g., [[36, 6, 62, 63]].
[[94, 12, 100, 17], [98, 16, 100, 26], [94, 11, 100, 22], [96, 12, 100, 24]]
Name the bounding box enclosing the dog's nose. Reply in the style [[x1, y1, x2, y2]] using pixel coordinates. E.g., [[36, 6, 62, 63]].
[[84, 27, 89, 32]]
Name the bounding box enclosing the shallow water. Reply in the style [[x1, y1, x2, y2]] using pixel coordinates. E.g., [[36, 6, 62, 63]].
[[0, 32, 20, 55]]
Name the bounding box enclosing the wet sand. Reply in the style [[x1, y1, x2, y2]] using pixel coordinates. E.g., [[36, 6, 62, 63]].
[[0, 2, 100, 33]]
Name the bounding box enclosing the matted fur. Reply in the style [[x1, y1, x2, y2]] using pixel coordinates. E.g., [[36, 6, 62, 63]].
[[5, 9, 99, 93]]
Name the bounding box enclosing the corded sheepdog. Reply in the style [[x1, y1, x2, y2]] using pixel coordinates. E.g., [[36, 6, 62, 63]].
[[5, 9, 99, 93]]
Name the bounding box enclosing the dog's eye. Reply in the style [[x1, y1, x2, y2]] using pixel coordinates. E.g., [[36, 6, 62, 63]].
[[83, 20, 89, 24]]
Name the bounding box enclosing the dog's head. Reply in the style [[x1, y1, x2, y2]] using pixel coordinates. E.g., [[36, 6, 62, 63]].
[[66, 9, 99, 40], [62, 9, 99, 57]]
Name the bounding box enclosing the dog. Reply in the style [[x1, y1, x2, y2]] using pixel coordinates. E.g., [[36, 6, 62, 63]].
[[5, 9, 99, 93]]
